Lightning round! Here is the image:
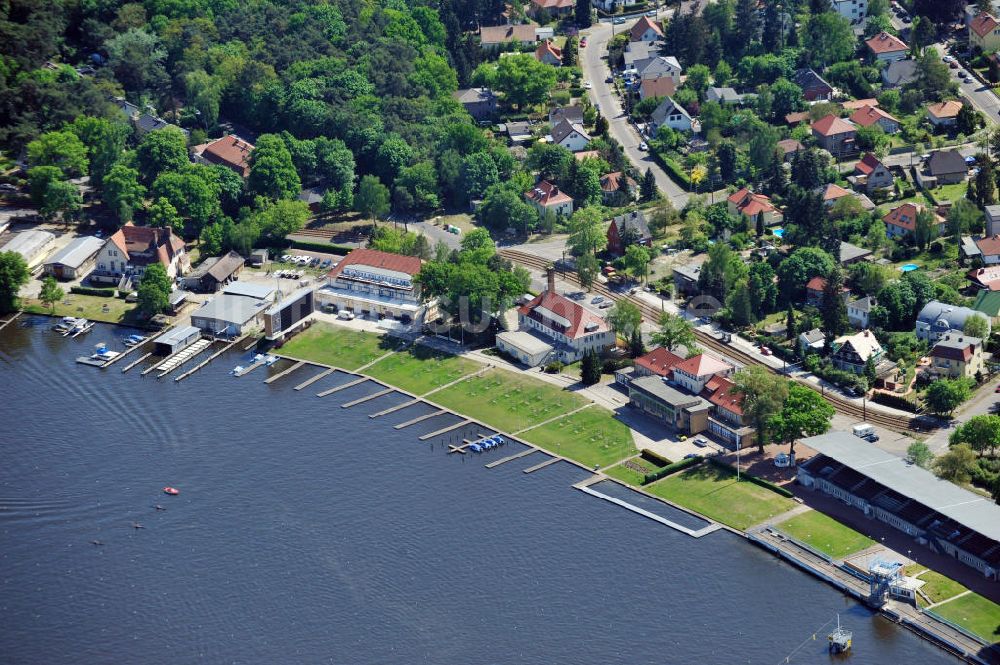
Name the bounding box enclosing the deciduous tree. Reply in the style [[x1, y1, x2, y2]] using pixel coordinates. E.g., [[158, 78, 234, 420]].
[[768, 383, 834, 457], [0, 252, 29, 314], [40, 275, 64, 312]]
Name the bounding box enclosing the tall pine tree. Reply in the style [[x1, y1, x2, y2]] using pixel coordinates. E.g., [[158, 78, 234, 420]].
[[640, 168, 658, 201]]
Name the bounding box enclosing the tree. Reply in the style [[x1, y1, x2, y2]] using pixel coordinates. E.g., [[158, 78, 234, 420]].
[[964, 313, 990, 340], [27, 130, 89, 177], [727, 280, 755, 327], [255, 199, 309, 241], [906, 441, 933, 468], [956, 103, 982, 136], [768, 383, 835, 457], [135, 127, 189, 185], [395, 161, 441, 212], [785, 305, 796, 341], [479, 187, 538, 235], [651, 311, 696, 352], [914, 208, 935, 251], [151, 168, 220, 236], [0, 252, 29, 314], [949, 414, 1000, 457], [148, 198, 183, 233], [820, 268, 849, 337], [577, 252, 599, 289], [575, 0, 592, 28], [355, 175, 391, 222], [933, 444, 978, 484], [39, 275, 64, 312], [732, 365, 789, 452], [459, 151, 499, 203], [640, 168, 658, 202], [911, 16, 937, 54], [105, 28, 167, 95], [925, 378, 972, 416], [102, 164, 145, 223], [717, 140, 738, 183], [69, 116, 128, 185], [40, 180, 82, 226], [622, 244, 652, 283], [137, 263, 171, 317], [608, 301, 643, 342], [805, 12, 856, 69], [492, 54, 557, 110], [581, 348, 601, 385], [27, 166, 63, 207], [248, 134, 301, 201], [567, 207, 606, 256], [777, 247, 836, 305]]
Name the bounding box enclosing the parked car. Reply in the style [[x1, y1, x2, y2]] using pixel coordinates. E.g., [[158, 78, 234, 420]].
[[605, 76, 614, 83], [591, 296, 604, 304], [684, 453, 699, 459], [598, 301, 613, 309], [583, 80, 592, 89], [864, 433, 880, 443], [949, 61, 959, 69], [694, 438, 708, 448], [337, 310, 355, 321], [580, 38, 587, 47], [759, 346, 772, 356], [942, 55, 954, 63], [994, 384, 1000, 393], [774, 453, 791, 468], [638, 142, 648, 151], [613, 17, 625, 24]]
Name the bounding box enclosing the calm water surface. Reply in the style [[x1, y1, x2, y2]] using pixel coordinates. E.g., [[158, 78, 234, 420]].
[[0, 318, 958, 664]]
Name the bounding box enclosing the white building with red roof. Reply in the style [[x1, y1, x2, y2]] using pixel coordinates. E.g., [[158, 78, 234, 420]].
[[811, 114, 857, 155], [727, 188, 782, 226], [630, 15, 664, 42], [883, 202, 946, 240], [524, 180, 573, 217], [865, 31, 909, 62], [316, 247, 427, 323], [703, 376, 755, 449], [848, 105, 900, 134], [851, 153, 894, 192], [672, 353, 734, 394], [970, 12, 1000, 53], [92, 222, 189, 285], [192, 134, 255, 177]]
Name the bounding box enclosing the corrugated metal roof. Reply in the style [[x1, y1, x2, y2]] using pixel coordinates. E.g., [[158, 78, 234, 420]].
[[44, 236, 103, 269]]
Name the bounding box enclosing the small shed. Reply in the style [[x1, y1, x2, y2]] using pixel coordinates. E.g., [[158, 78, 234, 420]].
[[152, 325, 201, 356], [183, 251, 245, 292]]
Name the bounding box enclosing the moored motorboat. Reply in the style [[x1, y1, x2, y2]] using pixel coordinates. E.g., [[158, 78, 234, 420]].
[[163, 487, 180, 495]]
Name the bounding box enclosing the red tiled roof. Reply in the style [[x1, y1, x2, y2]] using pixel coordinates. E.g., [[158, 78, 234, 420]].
[[706, 377, 745, 416], [107, 222, 186, 268], [971, 12, 1000, 39], [480, 24, 537, 44], [518, 291, 610, 340], [574, 150, 600, 161], [806, 276, 827, 292], [640, 76, 677, 99], [532, 0, 573, 7], [849, 105, 899, 128], [785, 111, 809, 125], [525, 180, 573, 207], [635, 347, 685, 377], [854, 153, 885, 176], [975, 235, 1000, 257], [841, 98, 879, 111], [776, 139, 804, 155], [600, 171, 636, 193], [820, 183, 852, 201], [198, 134, 254, 177], [883, 202, 945, 233], [535, 40, 562, 63], [967, 266, 1000, 289], [865, 31, 908, 55], [674, 353, 733, 378], [326, 247, 422, 280], [927, 100, 963, 119], [811, 114, 855, 137], [729, 187, 776, 216], [630, 15, 663, 40]]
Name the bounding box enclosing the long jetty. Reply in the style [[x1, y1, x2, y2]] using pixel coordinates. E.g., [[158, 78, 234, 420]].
[[294, 368, 334, 391], [342, 387, 394, 408], [175, 336, 246, 382], [523, 456, 561, 474], [316, 376, 367, 397], [264, 360, 305, 384], [121, 352, 151, 373], [394, 409, 446, 429], [0, 311, 21, 332], [369, 398, 420, 418], [484, 448, 537, 469], [418, 419, 471, 441]]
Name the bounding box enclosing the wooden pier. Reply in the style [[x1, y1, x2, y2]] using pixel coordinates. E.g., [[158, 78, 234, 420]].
[[154, 339, 213, 377], [0, 311, 21, 332], [316, 376, 367, 397], [484, 448, 538, 469], [418, 419, 471, 441], [294, 368, 334, 391], [393, 409, 446, 429], [242, 336, 261, 351], [369, 398, 419, 418], [264, 360, 305, 384], [234, 357, 266, 377], [174, 335, 246, 382], [342, 387, 394, 408], [523, 457, 560, 474], [121, 352, 151, 373], [104, 340, 148, 368]]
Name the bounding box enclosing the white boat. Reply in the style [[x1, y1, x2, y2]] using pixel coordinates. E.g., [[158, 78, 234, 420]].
[[66, 319, 94, 337], [230, 365, 245, 376], [263, 355, 279, 366], [53, 316, 81, 333]]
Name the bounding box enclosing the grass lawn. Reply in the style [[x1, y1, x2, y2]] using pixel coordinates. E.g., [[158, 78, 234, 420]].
[[927, 181, 967, 203], [932, 592, 1000, 643], [365, 344, 481, 395], [278, 322, 393, 371], [521, 406, 635, 468], [605, 456, 659, 486], [775, 510, 875, 559], [23, 295, 142, 326], [645, 463, 795, 530], [431, 367, 588, 434], [902, 565, 968, 605]]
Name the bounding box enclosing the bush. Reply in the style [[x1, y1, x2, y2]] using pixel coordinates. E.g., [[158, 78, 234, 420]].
[[651, 152, 691, 189], [70, 286, 116, 297], [544, 361, 564, 373], [284, 240, 354, 254], [641, 455, 702, 484], [870, 391, 919, 413], [640, 448, 671, 467], [601, 357, 631, 373]]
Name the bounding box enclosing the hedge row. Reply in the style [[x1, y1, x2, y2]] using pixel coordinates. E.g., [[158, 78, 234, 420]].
[[70, 286, 115, 297], [707, 458, 795, 497], [641, 455, 702, 485], [870, 391, 919, 413], [640, 448, 672, 467], [655, 154, 692, 190], [285, 240, 354, 254]]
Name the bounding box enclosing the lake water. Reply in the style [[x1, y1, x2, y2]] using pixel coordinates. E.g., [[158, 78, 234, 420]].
[[0, 317, 958, 664]]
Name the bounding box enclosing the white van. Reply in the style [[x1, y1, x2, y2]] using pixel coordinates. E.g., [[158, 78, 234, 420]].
[[852, 423, 875, 439], [337, 310, 355, 321]]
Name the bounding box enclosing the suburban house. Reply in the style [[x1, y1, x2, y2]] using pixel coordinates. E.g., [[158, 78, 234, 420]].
[[883, 202, 946, 240], [649, 97, 692, 133], [454, 88, 498, 120], [784, 111, 810, 126], [805, 275, 849, 307], [926, 149, 968, 185], [916, 300, 991, 342], [881, 59, 918, 88], [928, 332, 985, 379], [831, 330, 895, 379], [851, 153, 894, 192], [91, 222, 189, 285], [607, 210, 651, 256], [600, 172, 638, 206], [840, 98, 879, 111], [970, 12, 1000, 53], [798, 328, 826, 354], [0, 230, 55, 268], [705, 87, 748, 105], [865, 31, 909, 62], [525, 180, 573, 217], [727, 188, 781, 226], [672, 353, 734, 394], [479, 25, 536, 50], [623, 40, 660, 68], [635, 56, 683, 83], [549, 106, 584, 126], [529, 0, 573, 17], [182, 250, 245, 293], [792, 68, 833, 101], [191, 134, 254, 178], [819, 183, 855, 207], [673, 262, 701, 296], [967, 265, 1000, 290], [975, 235, 1000, 265], [596, 0, 642, 10], [848, 105, 900, 134], [497, 268, 615, 366], [503, 121, 533, 145], [315, 248, 425, 323], [535, 40, 562, 66], [639, 76, 677, 100], [551, 118, 591, 152], [777, 138, 805, 161], [630, 15, 664, 42], [42, 235, 103, 280], [829, 0, 867, 22], [615, 345, 683, 388], [839, 241, 872, 266], [847, 296, 875, 329], [811, 114, 857, 155], [927, 100, 964, 128]]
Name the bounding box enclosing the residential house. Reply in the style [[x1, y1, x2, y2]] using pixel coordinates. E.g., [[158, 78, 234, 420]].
[[986, 205, 1000, 236], [315, 248, 426, 322], [819, 183, 855, 207], [639, 76, 677, 101], [649, 97, 692, 133], [549, 106, 584, 126], [191, 135, 254, 178], [673, 262, 701, 297], [535, 40, 562, 66], [504, 121, 534, 145], [927, 101, 964, 128], [454, 88, 498, 120], [727, 188, 782, 226], [883, 202, 946, 240], [630, 15, 664, 42], [595, 0, 642, 10], [182, 250, 245, 293], [798, 328, 826, 354], [705, 87, 747, 105], [851, 153, 894, 193], [865, 31, 909, 62], [672, 353, 734, 394], [784, 111, 810, 126], [811, 114, 857, 155], [607, 210, 651, 256], [970, 12, 1000, 53], [926, 149, 969, 185], [525, 180, 574, 217], [600, 172, 638, 206], [967, 265, 1000, 290], [635, 347, 685, 379], [792, 68, 833, 101], [973, 289, 1000, 324], [840, 241, 872, 266], [42, 236, 104, 280], [928, 332, 985, 379], [916, 300, 991, 342], [881, 59, 918, 88], [479, 24, 537, 50], [847, 296, 875, 329], [628, 376, 713, 436], [703, 376, 755, 449], [91, 222, 189, 285], [976, 235, 1000, 265], [623, 40, 661, 69], [831, 330, 895, 378], [776, 138, 805, 161], [529, 0, 573, 16], [841, 98, 880, 111], [635, 56, 683, 84], [551, 118, 591, 152], [805, 275, 849, 307], [829, 0, 867, 22], [849, 105, 900, 134]]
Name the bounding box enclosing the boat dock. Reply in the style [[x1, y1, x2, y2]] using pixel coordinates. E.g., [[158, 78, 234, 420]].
[[342, 387, 394, 408], [174, 335, 247, 382], [369, 399, 419, 418], [264, 361, 306, 384], [316, 376, 367, 397], [394, 409, 447, 429], [121, 352, 151, 373], [523, 456, 561, 474], [484, 448, 538, 469], [143, 338, 212, 377], [294, 368, 334, 391], [419, 419, 472, 441], [0, 311, 21, 332], [234, 357, 266, 377]]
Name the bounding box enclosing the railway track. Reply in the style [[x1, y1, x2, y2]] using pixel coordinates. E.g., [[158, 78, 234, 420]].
[[500, 248, 931, 434]]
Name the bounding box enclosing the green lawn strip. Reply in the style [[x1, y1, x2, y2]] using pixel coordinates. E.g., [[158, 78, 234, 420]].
[[645, 463, 795, 530], [521, 406, 636, 468], [931, 592, 1000, 643], [929, 182, 967, 203], [278, 323, 389, 371], [365, 344, 480, 395], [604, 456, 657, 486], [902, 564, 969, 605], [431, 367, 588, 433], [774, 509, 875, 559], [23, 295, 141, 326]]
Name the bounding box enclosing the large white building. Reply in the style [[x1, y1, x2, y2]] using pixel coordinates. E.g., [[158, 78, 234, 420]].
[[0, 229, 56, 268], [315, 248, 426, 323], [829, 0, 867, 23]]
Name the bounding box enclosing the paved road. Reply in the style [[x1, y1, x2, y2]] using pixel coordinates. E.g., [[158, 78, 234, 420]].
[[581, 19, 690, 207], [936, 41, 1000, 126]]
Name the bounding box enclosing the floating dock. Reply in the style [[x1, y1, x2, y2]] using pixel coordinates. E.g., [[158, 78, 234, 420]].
[[234, 357, 266, 377], [145, 338, 212, 377], [294, 368, 334, 391], [369, 398, 420, 418], [419, 419, 472, 441], [342, 387, 394, 408], [316, 377, 367, 397], [264, 360, 305, 384], [394, 409, 446, 429]]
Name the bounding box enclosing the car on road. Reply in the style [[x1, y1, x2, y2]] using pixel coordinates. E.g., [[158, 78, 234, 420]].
[[605, 75, 614, 83], [567, 291, 586, 300], [694, 438, 708, 448], [864, 433, 880, 443], [646, 9, 657, 16], [613, 17, 626, 24], [580, 38, 587, 47], [684, 453, 700, 459], [591, 295, 604, 304], [598, 301, 613, 309], [638, 142, 648, 151], [759, 346, 772, 356], [583, 80, 592, 89], [994, 384, 1000, 393]]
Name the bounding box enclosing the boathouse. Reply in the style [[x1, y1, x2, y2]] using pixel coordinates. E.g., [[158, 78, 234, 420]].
[[152, 326, 201, 355]]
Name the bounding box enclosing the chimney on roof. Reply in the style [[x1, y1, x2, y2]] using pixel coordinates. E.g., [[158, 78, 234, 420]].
[[546, 265, 556, 294], [551, 185, 559, 195], [863, 330, 869, 337]]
